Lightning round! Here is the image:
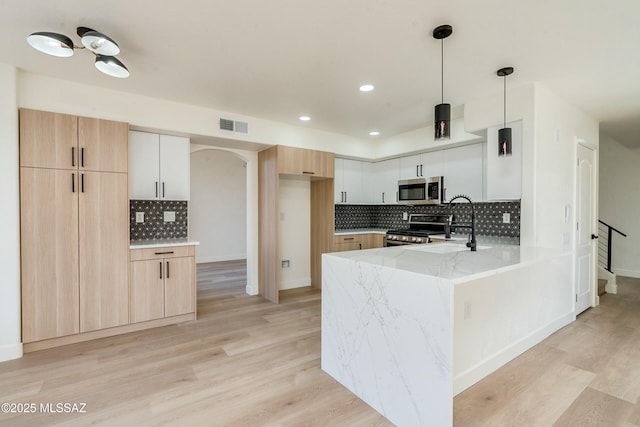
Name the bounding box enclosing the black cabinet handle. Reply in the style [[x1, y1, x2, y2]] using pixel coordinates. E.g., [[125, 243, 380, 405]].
[[382, 192, 385, 203], [81, 147, 85, 168], [71, 147, 75, 167], [166, 261, 170, 278], [155, 182, 158, 198], [420, 164, 423, 176], [159, 262, 163, 279], [154, 251, 174, 255], [302, 171, 315, 175], [359, 243, 362, 250], [81, 173, 85, 193], [72, 173, 75, 193], [416, 165, 419, 177], [345, 192, 347, 203], [343, 237, 355, 241], [162, 182, 165, 198]]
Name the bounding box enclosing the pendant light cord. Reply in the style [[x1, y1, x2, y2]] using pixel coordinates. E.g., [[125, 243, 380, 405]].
[[503, 75, 506, 128], [441, 39, 444, 104]]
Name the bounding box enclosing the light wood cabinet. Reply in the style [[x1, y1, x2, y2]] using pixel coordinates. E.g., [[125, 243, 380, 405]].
[[79, 171, 130, 332], [259, 145, 334, 303], [130, 247, 196, 323], [20, 168, 80, 342], [19, 109, 78, 170], [20, 108, 130, 344], [277, 145, 334, 178], [333, 233, 385, 252], [129, 131, 190, 200], [78, 117, 128, 173]]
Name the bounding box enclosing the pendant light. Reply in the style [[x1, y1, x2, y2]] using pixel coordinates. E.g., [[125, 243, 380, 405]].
[[497, 67, 514, 157], [26, 27, 129, 78], [433, 24, 453, 140]]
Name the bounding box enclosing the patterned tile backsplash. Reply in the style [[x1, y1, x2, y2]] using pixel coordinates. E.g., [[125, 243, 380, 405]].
[[130, 200, 188, 240], [335, 201, 521, 237]]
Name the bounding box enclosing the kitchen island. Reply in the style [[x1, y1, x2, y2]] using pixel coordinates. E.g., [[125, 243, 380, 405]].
[[321, 242, 574, 427]]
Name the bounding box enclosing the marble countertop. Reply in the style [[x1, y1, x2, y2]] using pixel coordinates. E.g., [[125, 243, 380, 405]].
[[129, 238, 200, 249], [324, 241, 568, 284]]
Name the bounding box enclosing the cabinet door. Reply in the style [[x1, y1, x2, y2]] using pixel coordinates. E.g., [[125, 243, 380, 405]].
[[19, 109, 78, 170], [342, 159, 363, 203], [164, 257, 195, 317], [420, 151, 443, 179], [442, 144, 484, 202], [334, 242, 362, 252], [334, 158, 344, 203], [79, 171, 130, 332], [160, 135, 190, 200], [78, 117, 128, 173], [278, 146, 334, 178], [130, 260, 165, 323], [129, 131, 160, 200], [373, 158, 400, 204], [20, 168, 79, 342], [399, 154, 422, 179]]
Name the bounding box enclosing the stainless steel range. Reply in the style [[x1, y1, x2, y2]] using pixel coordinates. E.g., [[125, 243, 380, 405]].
[[385, 214, 451, 246]]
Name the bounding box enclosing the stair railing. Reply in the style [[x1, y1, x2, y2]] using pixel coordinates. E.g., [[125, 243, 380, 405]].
[[597, 220, 627, 273]]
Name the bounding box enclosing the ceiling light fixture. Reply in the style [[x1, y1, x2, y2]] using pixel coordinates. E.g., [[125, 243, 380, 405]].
[[433, 24, 453, 140], [26, 27, 129, 78], [369, 131, 380, 136], [497, 66, 514, 157], [299, 115, 311, 121], [359, 84, 375, 92]]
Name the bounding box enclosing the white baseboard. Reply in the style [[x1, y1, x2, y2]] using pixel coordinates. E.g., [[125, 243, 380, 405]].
[[279, 277, 311, 290], [0, 342, 23, 362], [612, 268, 640, 279], [453, 311, 574, 395], [196, 255, 246, 264]]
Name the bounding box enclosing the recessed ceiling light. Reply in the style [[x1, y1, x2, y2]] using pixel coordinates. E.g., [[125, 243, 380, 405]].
[[299, 115, 311, 121], [359, 84, 375, 92], [369, 131, 380, 136]]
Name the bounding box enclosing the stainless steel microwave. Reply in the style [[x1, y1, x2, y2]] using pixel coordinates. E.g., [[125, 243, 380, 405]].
[[398, 176, 444, 205]]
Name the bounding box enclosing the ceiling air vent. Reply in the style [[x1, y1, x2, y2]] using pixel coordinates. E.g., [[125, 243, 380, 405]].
[[219, 117, 249, 134]]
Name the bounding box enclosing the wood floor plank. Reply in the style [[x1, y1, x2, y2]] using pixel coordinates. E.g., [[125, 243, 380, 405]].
[[552, 387, 634, 427]]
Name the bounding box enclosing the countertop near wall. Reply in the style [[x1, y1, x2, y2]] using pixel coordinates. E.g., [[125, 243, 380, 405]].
[[130, 238, 200, 249]]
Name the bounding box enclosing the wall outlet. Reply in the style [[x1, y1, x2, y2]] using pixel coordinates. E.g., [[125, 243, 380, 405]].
[[135, 212, 145, 223], [164, 211, 176, 222], [502, 213, 511, 224], [402, 212, 408, 221], [281, 260, 290, 269]]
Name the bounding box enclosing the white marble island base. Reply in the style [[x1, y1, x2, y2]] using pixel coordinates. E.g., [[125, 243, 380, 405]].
[[321, 243, 574, 427]]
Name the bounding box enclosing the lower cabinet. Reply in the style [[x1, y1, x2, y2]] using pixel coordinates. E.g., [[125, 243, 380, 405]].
[[130, 246, 196, 323], [333, 233, 385, 252]]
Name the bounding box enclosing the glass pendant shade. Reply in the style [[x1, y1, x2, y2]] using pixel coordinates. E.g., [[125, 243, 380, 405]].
[[435, 103, 451, 140], [498, 127, 512, 157], [26, 32, 74, 57], [81, 31, 120, 56], [95, 55, 129, 78]]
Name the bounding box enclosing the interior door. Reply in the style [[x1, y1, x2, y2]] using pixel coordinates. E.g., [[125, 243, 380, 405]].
[[575, 144, 596, 314]]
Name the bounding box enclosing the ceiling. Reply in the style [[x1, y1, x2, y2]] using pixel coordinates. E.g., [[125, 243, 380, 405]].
[[1, 0, 639, 144]]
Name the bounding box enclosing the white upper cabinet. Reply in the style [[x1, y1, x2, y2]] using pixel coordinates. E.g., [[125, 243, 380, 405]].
[[334, 158, 371, 204], [399, 154, 423, 180], [441, 143, 484, 203], [129, 130, 190, 200], [485, 120, 522, 200], [372, 158, 400, 204]]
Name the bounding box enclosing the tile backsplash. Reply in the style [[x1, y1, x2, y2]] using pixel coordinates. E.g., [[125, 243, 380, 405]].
[[335, 201, 521, 237], [130, 200, 188, 240]]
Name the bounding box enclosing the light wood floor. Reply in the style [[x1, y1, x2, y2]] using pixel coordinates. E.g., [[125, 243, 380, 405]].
[[0, 263, 639, 427]]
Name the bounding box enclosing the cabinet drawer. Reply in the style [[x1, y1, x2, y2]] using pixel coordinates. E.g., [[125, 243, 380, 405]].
[[130, 245, 195, 261], [334, 234, 362, 245]]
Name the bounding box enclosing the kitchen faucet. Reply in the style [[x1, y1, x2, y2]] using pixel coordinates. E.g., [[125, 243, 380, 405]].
[[447, 194, 477, 251]]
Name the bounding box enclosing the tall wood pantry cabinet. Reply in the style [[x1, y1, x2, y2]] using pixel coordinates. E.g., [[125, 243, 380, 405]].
[[19, 108, 129, 343]]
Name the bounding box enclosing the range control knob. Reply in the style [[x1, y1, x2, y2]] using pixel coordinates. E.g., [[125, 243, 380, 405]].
[[411, 237, 417, 242], [402, 236, 408, 241], [415, 238, 423, 243]]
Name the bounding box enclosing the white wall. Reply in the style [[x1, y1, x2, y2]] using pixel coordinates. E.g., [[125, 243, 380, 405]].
[[0, 64, 22, 361], [599, 133, 640, 277], [279, 178, 311, 289], [190, 150, 247, 263]]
